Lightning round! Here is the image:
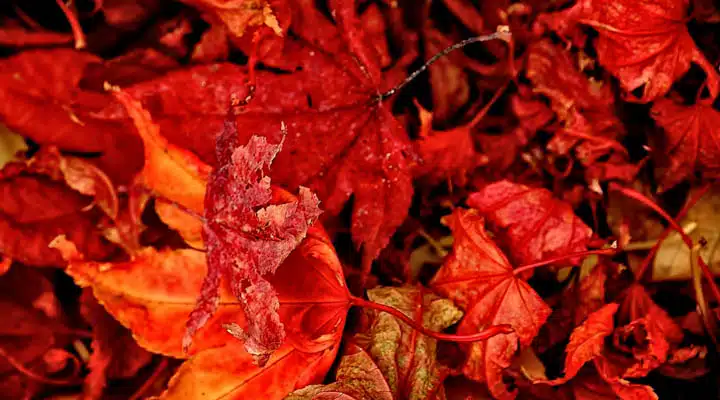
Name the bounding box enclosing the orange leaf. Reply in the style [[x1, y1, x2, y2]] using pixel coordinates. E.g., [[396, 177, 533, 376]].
[[113, 89, 210, 215], [58, 223, 350, 399]]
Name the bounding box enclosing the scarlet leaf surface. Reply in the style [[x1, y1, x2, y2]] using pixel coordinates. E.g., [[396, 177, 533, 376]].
[[124, 0, 414, 267], [548, 303, 619, 384], [541, 0, 720, 102], [0, 50, 143, 182], [59, 222, 350, 399], [430, 209, 551, 399], [468, 180, 592, 266], [650, 99, 720, 190], [0, 149, 114, 266]]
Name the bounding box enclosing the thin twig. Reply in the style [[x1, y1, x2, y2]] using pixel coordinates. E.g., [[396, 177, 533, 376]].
[[378, 30, 510, 101]]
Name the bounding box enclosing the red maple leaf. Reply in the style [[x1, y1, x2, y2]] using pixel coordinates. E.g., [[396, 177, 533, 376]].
[[650, 98, 720, 190], [539, 0, 720, 102], [430, 209, 551, 399], [124, 0, 414, 272], [468, 180, 592, 266], [0, 149, 115, 266], [0, 50, 144, 183]]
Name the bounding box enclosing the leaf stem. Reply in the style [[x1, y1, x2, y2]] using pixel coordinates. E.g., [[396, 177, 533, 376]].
[[54, 0, 86, 49], [349, 295, 513, 342], [0, 346, 81, 386], [378, 28, 511, 101], [512, 248, 618, 276], [609, 183, 720, 305]]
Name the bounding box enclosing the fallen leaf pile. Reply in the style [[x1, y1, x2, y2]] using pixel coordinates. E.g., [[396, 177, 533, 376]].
[[1, 0, 720, 399]]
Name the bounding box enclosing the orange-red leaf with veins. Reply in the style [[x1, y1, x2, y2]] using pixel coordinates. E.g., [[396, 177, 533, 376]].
[[113, 90, 210, 216], [468, 180, 592, 266], [540, 0, 720, 102], [650, 99, 720, 191], [430, 209, 551, 399], [57, 222, 350, 399]]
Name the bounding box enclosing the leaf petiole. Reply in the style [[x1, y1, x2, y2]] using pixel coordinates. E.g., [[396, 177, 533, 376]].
[[349, 295, 513, 343]]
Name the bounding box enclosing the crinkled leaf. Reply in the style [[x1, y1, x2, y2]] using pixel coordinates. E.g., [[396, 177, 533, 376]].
[[618, 285, 683, 344], [356, 286, 463, 399], [526, 40, 631, 181], [612, 317, 670, 378], [187, 128, 322, 364], [0, 267, 71, 398], [285, 344, 393, 400], [546, 303, 619, 385], [468, 180, 592, 266], [430, 209, 551, 399], [0, 150, 114, 266]]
